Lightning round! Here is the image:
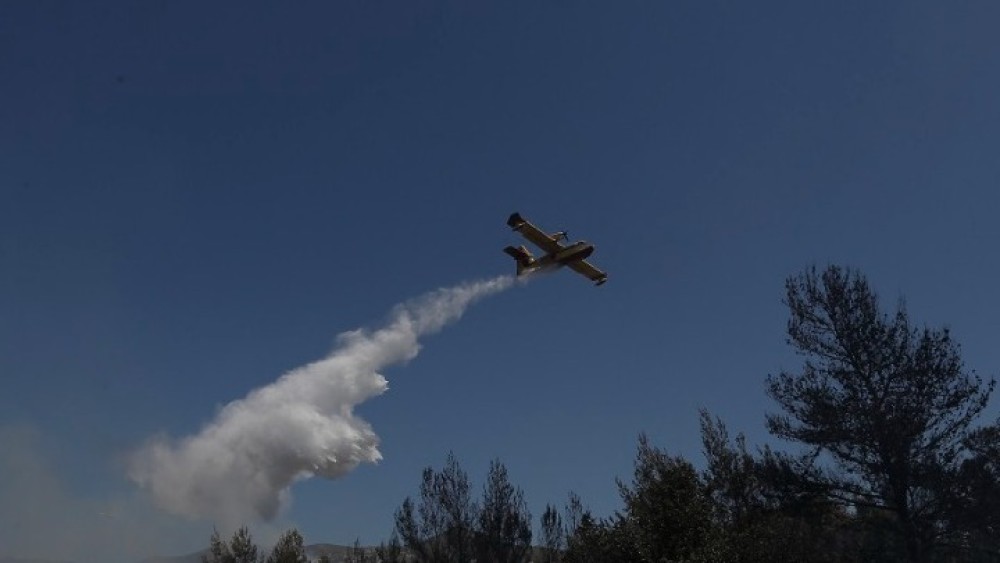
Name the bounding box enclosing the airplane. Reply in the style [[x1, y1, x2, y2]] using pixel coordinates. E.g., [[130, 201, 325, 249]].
[[503, 212, 608, 286]]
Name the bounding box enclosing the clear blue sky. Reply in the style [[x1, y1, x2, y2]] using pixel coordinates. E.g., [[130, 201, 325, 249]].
[[2, 2, 999, 560]]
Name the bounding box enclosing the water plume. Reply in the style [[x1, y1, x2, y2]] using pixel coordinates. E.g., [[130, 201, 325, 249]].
[[129, 276, 513, 525]]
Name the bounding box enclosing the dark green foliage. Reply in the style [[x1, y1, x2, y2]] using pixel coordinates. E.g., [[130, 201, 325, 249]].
[[766, 265, 996, 561], [701, 412, 853, 562], [539, 504, 564, 563], [561, 436, 716, 563], [204, 528, 232, 563], [940, 425, 1000, 558], [616, 433, 713, 562], [701, 410, 770, 526], [374, 531, 405, 563], [230, 527, 260, 563], [475, 459, 532, 563], [395, 454, 535, 563], [203, 526, 259, 563], [265, 529, 307, 563], [563, 512, 638, 563], [562, 491, 585, 540], [395, 452, 478, 562], [345, 538, 374, 563]]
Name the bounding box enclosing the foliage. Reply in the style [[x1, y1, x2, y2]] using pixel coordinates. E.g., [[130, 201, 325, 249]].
[[475, 459, 533, 563], [374, 531, 406, 563], [539, 503, 564, 563], [395, 452, 478, 562], [394, 454, 535, 562], [562, 511, 636, 563], [766, 265, 996, 561], [203, 528, 233, 563], [616, 433, 713, 562], [230, 527, 260, 563], [344, 538, 374, 563], [701, 410, 854, 562], [562, 491, 585, 540], [265, 529, 307, 563], [941, 424, 1000, 557], [203, 526, 259, 563]]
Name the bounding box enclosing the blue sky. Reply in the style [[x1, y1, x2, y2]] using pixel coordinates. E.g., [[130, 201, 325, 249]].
[[2, 2, 1000, 560]]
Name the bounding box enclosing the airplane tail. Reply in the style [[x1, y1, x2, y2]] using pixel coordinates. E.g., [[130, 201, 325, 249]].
[[503, 245, 535, 276]]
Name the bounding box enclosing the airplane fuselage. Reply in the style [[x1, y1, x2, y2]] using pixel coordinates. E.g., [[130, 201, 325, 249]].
[[532, 241, 594, 270], [554, 241, 594, 263]]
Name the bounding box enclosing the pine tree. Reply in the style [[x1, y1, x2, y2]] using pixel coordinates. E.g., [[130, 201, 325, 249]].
[[229, 526, 259, 563], [539, 504, 564, 563], [265, 529, 307, 563], [766, 265, 996, 561], [616, 433, 712, 562], [374, 531, 405, 563], [475, 459, 532, 563], [203, 528, 234, 563], [395, 452, 478, 562]]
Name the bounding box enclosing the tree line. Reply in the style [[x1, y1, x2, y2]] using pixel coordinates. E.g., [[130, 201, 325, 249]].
[[205, 266, 1000, 562]]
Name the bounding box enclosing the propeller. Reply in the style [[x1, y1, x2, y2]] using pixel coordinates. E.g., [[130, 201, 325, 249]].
[[553, 230, 569, 242]]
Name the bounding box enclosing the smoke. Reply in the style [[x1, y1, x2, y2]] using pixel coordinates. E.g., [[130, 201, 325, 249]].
[[129, 276, 514, 526], [0, 424, 206, 563]]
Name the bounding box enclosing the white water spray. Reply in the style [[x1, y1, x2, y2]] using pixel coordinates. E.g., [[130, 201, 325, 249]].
[[128, 276, 514, 525]]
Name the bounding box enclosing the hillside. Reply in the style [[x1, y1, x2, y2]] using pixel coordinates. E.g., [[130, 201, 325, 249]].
[[140, 543, 363, 563]]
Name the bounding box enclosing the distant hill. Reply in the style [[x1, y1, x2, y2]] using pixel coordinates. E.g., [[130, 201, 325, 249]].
[[140, 543, 365, 563], [140, 549, 206, 563], [305, 543, 367, 561], [2, 542, 374, 563]]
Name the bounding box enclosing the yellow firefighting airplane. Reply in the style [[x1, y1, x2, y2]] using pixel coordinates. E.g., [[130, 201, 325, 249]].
[[503, 212, 608, 286]]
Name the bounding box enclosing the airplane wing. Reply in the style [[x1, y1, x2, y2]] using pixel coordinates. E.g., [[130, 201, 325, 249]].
[[507, 212, 564, 254], [569, 260, 608, 286]]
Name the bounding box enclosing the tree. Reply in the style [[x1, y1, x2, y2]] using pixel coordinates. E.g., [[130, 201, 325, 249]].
[[616, 433, 713, 562], [539, 504, 564, 563], [475, 459, 532, 563], [203, 528, 234, 563], [229, 526, 260, 563], [563, 492, 585, 540], [345, 538, 373, 563], [701, 410, 768, 528], [203, 527, 260, 563], [265, 529, 307, 563], [701, 410, 851, 562], [395, 452, 478, 562], [939, 424, 1000, 557], [766, 265, 996, 562], [563, 511, 637, 563], [374, 531, 406, 563]]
